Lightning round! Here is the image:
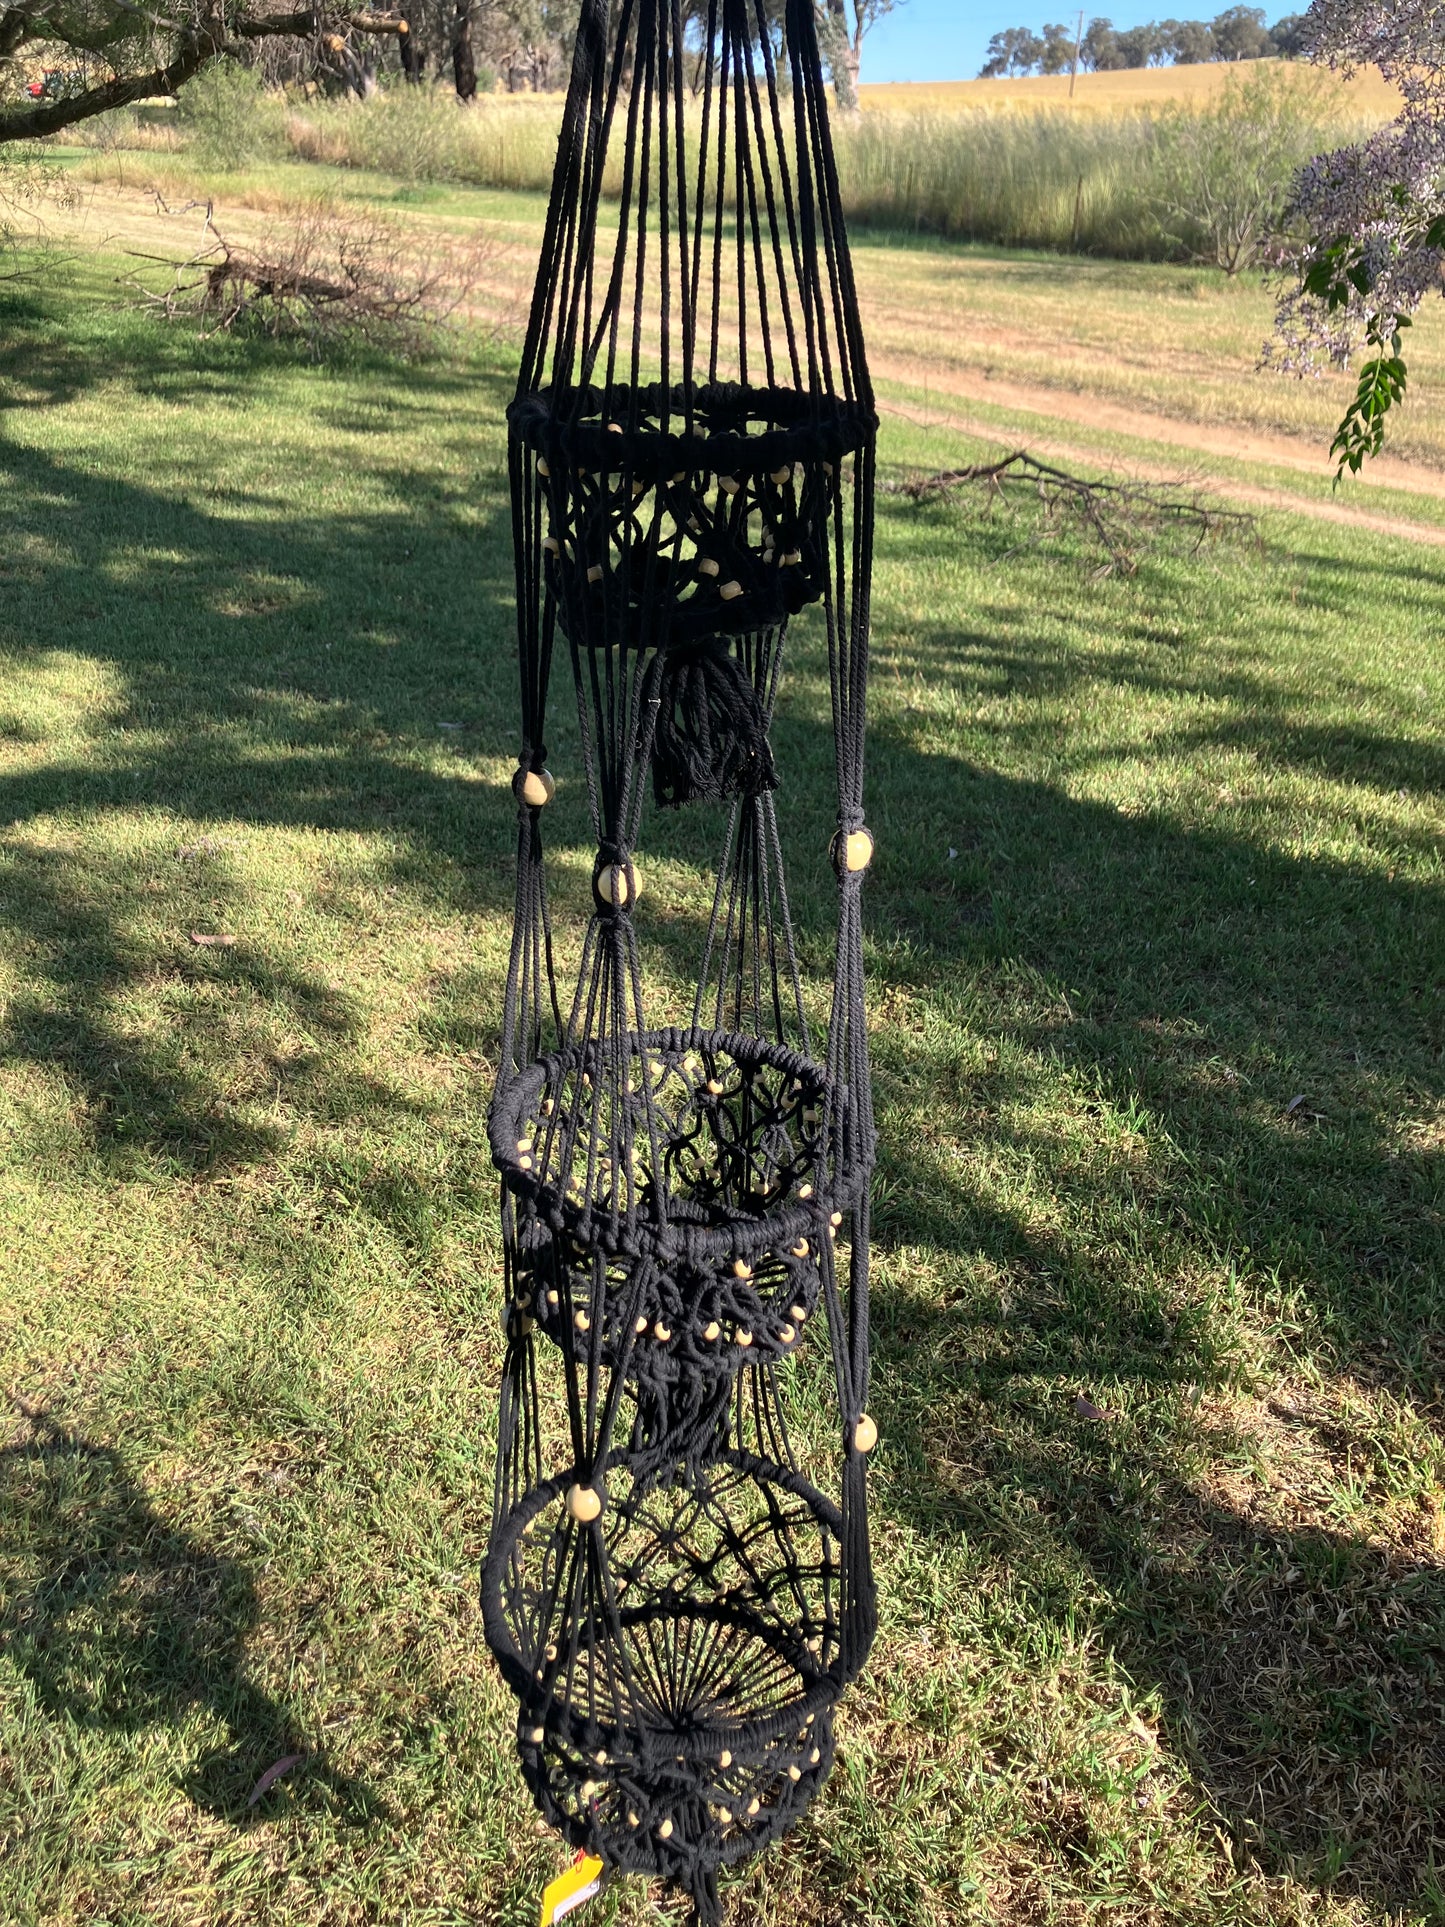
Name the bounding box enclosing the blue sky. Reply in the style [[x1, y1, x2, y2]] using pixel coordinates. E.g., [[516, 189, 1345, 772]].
[[862, 0, 1170, 84]]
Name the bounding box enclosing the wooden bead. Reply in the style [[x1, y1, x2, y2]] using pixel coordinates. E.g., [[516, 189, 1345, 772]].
[[706, 1077, 725, 1095], [546, 1289, 559, 1306], [830, 1211, 844, 1228], [789, 1304, 807, 1322], [791, 1239, 809, 1258], [543, 534, 560, 554], [854, 1412, 879, 1454], [718, 580, 744, 601], [635, 1315, 649, 1334], [733, 1258, 752, 1280], [718, 1807, 732, 1824], [587, 563, 604, 584], [529, 1726, 545, 1744], [574, 1309, 590, 1332], [537, 457, 550, 477], [718, 474, 740, 494], [798, 1182, 814, 1199], [697, 556, 721, 577], [810, 1747, 821, 1765], [747, 1797, 761, 1816], [845, 828, 874, 872], [770, 464, 792, 484], [719, 1749, 732, 1767], [779, 1324, 795, 1344], [627, 1812, 639, 1827], [780, 550, 803, 567], [581, 1780, 598, 1798], [703, 1321, 721, 1342], [657, 1818, 674, 1840], [567, 1483, 603, 1523], [518, 767, 555, 808], [653, 1321, 671, 1342], [596, 863, 639, 909], [735, 1329, 753, 1348]]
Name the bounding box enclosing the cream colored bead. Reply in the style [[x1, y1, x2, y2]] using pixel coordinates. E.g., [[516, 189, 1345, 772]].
[[810, 1747, 821, 1765], [587, 564, 604, 584], [791, 1239, 809, 1258], [519, 767, 556, 809], [789, 1303, 807, 1322], [788, 1764, 801, 1781], [546, 1288, 560, 1306], [635, 1315, 649, 1334], [582, 1780, 599, 1798], [779, 1323, 795, 1344], [703, 1321, 721, 1342], [770, 464, 792, 485], [543, 535, 560, 555], [844, 828, 875, 872], [747, 1797, 760, 1816], [854, 1412, 879, 1454], [706, 1077, 725, 1095], [798, 1182, 814, 1199], [719, 1749, 732, 1767], [718, 474, 740, 495], [697, 556, 721, 577], [517, 1155, 533, 1172], [719, 580, 744, 601], [733, 1258, 752, 1280], [735, 1329, 753, 1348], [567, 1483, 603, 1523], [658, 1818, 674, 1841], [529, 1726, 545, 1744], [574, 1309, 590, 1332], [830, 1211, 844, 1228], [627, 1811, 640, 1828], [537, 457, 550, 477], [596, 863, 640, 909], [780, 551, 803, 567], [653, 1320, 672, 1342], [718, 1806, 732, 1824]]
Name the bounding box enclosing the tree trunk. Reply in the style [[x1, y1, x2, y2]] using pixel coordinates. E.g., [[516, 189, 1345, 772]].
[[399, 21, 423, 82], [452, 0, 476, 100]]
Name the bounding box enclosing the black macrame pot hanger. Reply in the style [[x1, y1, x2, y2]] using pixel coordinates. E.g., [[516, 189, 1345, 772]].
[[484, 2, 879, 1920]]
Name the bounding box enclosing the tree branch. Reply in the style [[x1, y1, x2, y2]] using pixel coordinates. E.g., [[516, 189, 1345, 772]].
[[0, 30, 216, 142], [0, 4, 409, 144]]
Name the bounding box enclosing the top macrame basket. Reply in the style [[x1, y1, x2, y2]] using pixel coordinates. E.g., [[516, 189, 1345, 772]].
[[483, 3, 880, 1921]]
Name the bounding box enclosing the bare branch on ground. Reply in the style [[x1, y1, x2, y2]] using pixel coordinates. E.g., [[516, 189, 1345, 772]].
[[884, 450, 1258, 577]]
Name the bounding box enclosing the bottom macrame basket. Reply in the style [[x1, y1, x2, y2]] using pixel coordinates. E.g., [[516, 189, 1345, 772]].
[[481, 1448, 844, 1923]]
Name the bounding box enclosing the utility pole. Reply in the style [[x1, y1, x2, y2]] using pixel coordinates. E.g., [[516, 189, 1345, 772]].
[[1069, 7, 1084, 96]]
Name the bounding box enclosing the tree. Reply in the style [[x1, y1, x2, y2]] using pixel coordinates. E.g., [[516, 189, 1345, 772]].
[[1210, 3, 1270, 58], [980, 26, 1044, 76], [1268, 0, 1445, 475], [1159, 16, 1216, 61], [0, 1, 411, 142], [1267, 12, 1307, 55], [1039, 20, 1076, 72], [1081, 16, 1125, 69], [1116, 22, 1165, 65], [819, 0, 902, 105]]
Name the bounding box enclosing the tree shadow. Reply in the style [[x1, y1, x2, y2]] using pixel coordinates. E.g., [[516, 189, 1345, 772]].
[[0, 1408, 382, 1822]]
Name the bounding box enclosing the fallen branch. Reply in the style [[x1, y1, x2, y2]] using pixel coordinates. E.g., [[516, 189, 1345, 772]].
[[884, 450, 1257, 577], [127, 196, 495, 356]]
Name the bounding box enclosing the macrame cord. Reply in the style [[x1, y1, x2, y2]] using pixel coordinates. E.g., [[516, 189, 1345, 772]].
[[483, 3, 879, 1920]]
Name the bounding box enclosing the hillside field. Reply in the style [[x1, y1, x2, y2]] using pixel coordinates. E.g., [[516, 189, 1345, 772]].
[[859, 57, 1402, 116]]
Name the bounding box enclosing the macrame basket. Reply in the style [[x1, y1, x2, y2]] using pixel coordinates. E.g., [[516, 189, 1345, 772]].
[[482, 1447, 841, 1921], [485, 2, 879, 1920]]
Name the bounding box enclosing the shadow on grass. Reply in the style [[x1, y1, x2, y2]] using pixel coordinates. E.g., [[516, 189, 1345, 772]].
[[0, 1411, 383, 1823], [2, 309, 1443, 1909]]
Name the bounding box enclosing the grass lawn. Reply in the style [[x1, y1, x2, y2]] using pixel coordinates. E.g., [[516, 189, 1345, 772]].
[[1, 229, 1443, 1927]]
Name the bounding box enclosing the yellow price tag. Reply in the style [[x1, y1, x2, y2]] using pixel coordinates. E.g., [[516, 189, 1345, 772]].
[[539, 1853, 605, 1926]]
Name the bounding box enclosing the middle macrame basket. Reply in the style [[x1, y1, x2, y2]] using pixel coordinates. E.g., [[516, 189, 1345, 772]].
[[484, 3, 879, 1921]]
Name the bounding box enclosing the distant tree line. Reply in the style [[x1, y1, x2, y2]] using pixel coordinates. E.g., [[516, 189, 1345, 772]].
[[980, 9, 1306, 78]]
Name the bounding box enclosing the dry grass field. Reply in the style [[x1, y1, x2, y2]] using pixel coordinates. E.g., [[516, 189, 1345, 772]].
[[859, 58, 1403, 117]]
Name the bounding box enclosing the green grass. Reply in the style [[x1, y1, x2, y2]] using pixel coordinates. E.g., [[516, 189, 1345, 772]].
[[1, 248, 1444, 1927]]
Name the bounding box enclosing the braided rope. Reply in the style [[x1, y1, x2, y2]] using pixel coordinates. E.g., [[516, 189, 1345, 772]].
[[487, 3, 877, 1918]]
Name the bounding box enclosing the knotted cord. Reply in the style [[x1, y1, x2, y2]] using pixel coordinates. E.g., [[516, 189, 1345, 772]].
[[485, 3, 878, 1919]]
